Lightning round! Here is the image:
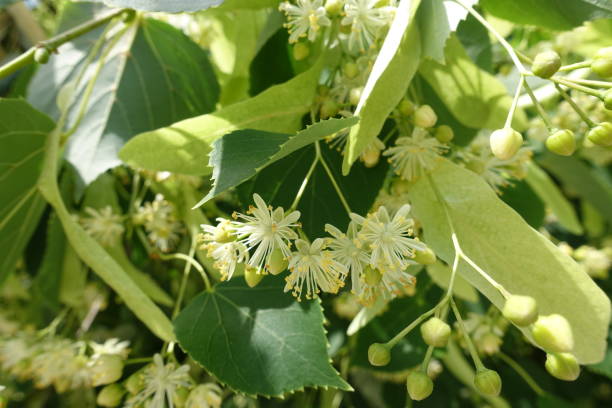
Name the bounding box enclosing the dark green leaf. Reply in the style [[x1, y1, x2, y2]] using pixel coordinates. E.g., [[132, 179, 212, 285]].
[[456, 13, 494, 73], [0, 99, 54, 286], [174, 276, 351, 397], [499, 179, 545, 229], [92, 0, 223, 12]]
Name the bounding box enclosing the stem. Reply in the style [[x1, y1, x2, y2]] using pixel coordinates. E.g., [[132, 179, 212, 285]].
[[316, 141, 352, 215], [563, 77, 612, 89], [290, 154, 319, 211], [522, 80, 555, 131], [386, 305, 438, 348], [158, 253, 210, 290], [450, 298, 485, 371], [124, 357, 153, 366], [171, 232, 199, 319], [0, 8, 127, 79], [505, 75, 525, 129], [420, 346, 435, 372], [453, 0, 528, 74], [558, 60, 591, 72], [554, 84, 596, 128], [498, 352, 546, 396], [551, 77, 604, 99]]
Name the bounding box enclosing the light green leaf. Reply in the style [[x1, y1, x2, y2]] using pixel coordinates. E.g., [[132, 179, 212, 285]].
[[426, 262, 479, 303], [174, 277, 352, 397], [342, 0, 422, 174], [218, 0, 280, 10], [419, 35, 527, 131], [409, 159, 610, 364], [525, 162, 583, 235], [59, 244, 89, 308], [200, 117, 358, 206], [92, 0, 223, 12], [120, 53, 328, 176], [0, 99, 53, 286]]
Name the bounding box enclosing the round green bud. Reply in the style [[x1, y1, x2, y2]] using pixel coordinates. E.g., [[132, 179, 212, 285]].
[[325, 0, 343, 16], [604, 89, 612, 110], [293, 42, 310, 61], [532, 314, 574, 353], [474, 369, 502, 396], [435, 125, 454, 143], [244, 265, 264, 288], [490, 128, 523, 160], [391, 179, 411, 195], [343, 62, 359, 79], [414, 105, 438, 128], [186, 384, 222, 408], [413, 247, 436, 265], [545, 352, 580, 381], [364, 266, 382, 286], [587, 122, 612, 146], [125, 368, 147, 394], [91, 354, 124, 386], [173, 386, 190, 408], [268, 248, 288, 275], [349, 87, 363, 106], [477, 332, 502, 356], [34, 47, 50, 64], [97, 384, 126, 407], [407, 371, 434, 401], [399, 99, 415, 116], [546, 129, 576, 156], [368, 343, 391, 366], [531, 50, 561, 79], [591, 47, 612, 78], [320, 99, 339, 119], [421, 317, 451, 347], [213, 222, 235, 243], [361, 147, 381, 168], [502, 295, 538, 327]]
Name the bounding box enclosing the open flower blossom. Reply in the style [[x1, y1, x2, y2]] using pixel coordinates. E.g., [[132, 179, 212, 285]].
[[341, 0, 396, 52], [351, 204, 425, 271], [135, 194, 182, 252], [285, 238, 348, 300], [279, 0, 331, 43], [80, 206, 124, 246], [325, 222, 370, 295], [384, 127, 448, 181], [232, 194, 301, 273], [356, 265, 417, 306], [90, 338, 130, 360], [207, 241, 250, 281]]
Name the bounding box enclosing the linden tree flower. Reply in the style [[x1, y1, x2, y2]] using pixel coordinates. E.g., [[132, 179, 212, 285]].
[[284, 238, 348, 300], [206, 241, 249, 281], [356, 265, 417, 306], [80, 206, 124, 246], [351, 204, 425, 271], [325, 222, 370, 295], [341, 0, 395, 53], [90, 338, 130, 360], [232, 194, 300, 273], [383, 127, 448, 181], [30, 338, 92, 392], [135, 195, 182, 252], [186, 383, 223, 408], [0, 334, 35, 377], [279, 0, 331, 43]]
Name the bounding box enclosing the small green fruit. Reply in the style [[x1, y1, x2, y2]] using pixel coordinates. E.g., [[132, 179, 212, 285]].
[[435, 125, 454, 143], [97, 384, 126, 407], [591, 47, 612, 78], [368, 343, 391, 366], [325, 0, 343, 16], [474, 369, 502, 396], [603, 89, 612, 110], [490, 128, 523, 160], [343, 62, 359, 79], [364, 266, 382, 286], [414, 105, 438, 128], [545, 353, 580, 381], [531, 50, 561, 78], [398, 99, 415, 116], [125, 368, 147, 394], [349, 87, 363, 106], [587, 122, 612, 146], [407, 371, 434, 401], [420, 317, 451, 347], [244, 265, 264, 288], [502, 295, 538, 327], [532, 314, 574, 353], [91, 354, 124, 386], [213, 222, 234, 243], [546, 129, 576, 156], [268, 248, 288, 275], [34, 47, 50, 64], [293, 42, 310, 61], [320, 99, 339, 119], [413, 247, 436, 265]]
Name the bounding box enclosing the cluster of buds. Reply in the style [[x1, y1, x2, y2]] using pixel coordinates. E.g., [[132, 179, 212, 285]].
[[133, 194, 183, 252]]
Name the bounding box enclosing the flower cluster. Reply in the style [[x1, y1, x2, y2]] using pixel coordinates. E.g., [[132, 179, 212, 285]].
[[200, 194, 432, 304], [134, 194, 183, 252], [80, 206, 125, 247]]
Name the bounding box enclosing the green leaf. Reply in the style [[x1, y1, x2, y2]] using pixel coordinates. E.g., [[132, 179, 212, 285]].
[[0, 99, 54, 286], [342, 0, 422, 174], [499, 179, 545, 229], [200, 117, 358, 207], [426, 262, 479, 303], [120, 52, 328, 176], [456, 14, 494, 73], [92, 0, 223, 12], [525, 162, 583, 235], [29, 7, 219, 186], [419, 35, 527, 131], [409, 159, 610, 364], [481, 0, 612, 31], [174, 276, 351, 397], [219, 0, 280, 10]]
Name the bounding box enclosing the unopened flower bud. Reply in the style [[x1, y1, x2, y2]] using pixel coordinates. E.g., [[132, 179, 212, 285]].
[[502, 295, 538, 327], [34, 47, 50, 64], [268, 248, 288, 275], [293, 42, 310, 61], [604, 89, 612, 110], [325, 0, 343, 16], [490, 128, 523, 160], [320, 99, 339, 119], [173, 386, 190, 408], [364, 266, 382, 286], [186, 384, 222, 408], [91, 354, 124, 386], [407, 371, 434, 401], [420, 317, 451, 347], [343, 62, 359, 79], [546, 129, 576, 156], [125, 367, 147, 394], [435, 125, 454, 143], [545, 352, 580, 381], [399, 99, 415, 116], [361, 146, 381, 168], [391, 179, 411, 195], [592, 47, 612, 78], [413, 247, 436, 265], [414, 105, 437, 128], [531, 51, 561, 78], [587, 122, 612, 146], [477, 332, 502, 356], [532, 314, 574, 353], [368, 343, 391, 366], [97, 384, 126, 407], [349, 87, 363, 106], [474, 369, 502, 396]]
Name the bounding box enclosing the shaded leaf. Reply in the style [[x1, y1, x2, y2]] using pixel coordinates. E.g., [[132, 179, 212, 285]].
[[174, 276, 351, 397], [499, 179, 545, 229], [426, 262, 479, 303]]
